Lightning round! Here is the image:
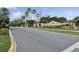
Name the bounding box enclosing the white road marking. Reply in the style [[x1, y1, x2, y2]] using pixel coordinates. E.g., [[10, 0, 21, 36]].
[[63, 41, 79, 52]]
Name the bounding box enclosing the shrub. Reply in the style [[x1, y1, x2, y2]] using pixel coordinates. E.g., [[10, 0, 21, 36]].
[[40, 26, 63, 29], [27, 20, 35, 27], [0, 28, 9, 35]]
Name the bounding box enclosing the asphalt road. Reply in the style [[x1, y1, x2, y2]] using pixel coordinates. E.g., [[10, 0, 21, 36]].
[[10, 27, 79, 52]]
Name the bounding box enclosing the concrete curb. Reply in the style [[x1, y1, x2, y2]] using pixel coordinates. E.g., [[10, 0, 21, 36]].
[[63, 41, 79, 52], [8, 30, 16, 52]]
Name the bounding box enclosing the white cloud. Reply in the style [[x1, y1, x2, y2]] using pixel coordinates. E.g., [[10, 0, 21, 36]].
[[62, 11, 79, 20], [7, 7, 23, 21], [48, 10, 79, 20], [43, 10, 78, 20], [64, 11, 75, 16], [10, 11, 23, 21], [12, 12, 21, 16], [43, 8, 47, 10]]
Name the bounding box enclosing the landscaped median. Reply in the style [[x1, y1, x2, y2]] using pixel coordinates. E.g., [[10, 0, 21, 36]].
[[0, 28, 11, 52], [33, 27, 79, 36], [0, 28, 16, 52], [0, 35, 10, 52]]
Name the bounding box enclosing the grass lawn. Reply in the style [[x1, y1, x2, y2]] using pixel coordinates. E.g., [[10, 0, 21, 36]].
[[0, 35, 11, 52], [0, 28, 11, 52], [55, 31, 79, 36], [33, 27, 79, 36]]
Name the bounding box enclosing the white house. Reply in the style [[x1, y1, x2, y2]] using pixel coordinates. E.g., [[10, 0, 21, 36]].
[[40, 21, 65, 27]]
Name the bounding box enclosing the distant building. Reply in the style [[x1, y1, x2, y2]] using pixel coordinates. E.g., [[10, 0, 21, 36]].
[[34, 21, 78, 29], [40, 21, 66, 27]]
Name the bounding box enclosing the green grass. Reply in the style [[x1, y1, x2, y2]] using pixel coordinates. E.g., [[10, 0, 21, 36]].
[[33, 27, 79, 36], [0, 28, 11, 52], [0, 28, 9, 35], [55, 31, 79, 36], [0, 35, 11, 52]]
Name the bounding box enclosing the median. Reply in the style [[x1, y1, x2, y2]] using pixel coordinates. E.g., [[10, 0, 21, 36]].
[[0, 28, 11, 52]]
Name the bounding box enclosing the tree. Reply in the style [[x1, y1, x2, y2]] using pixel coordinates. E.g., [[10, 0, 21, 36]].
[[26, 8, 31, 13], [31, 9, 39, 26], [36, 13, 40, 23], [40, 17, 47, 23], [40, 16, 67, 23], [0, 8, 9, 28], [10, 18, 26, 27], [25, 8, 31, 20], [58, 17, 67, 23], [25, 8, 38, 27], [21, 16, 26, 26], [31, 9, 37, 20], [40, 16, 51, 23], [31, 9, 36, 14], [27, 20, 35, 27], [25, 8, 38, 20], [50, 17, 58, 22], [36, 13, 40, 20], [76, 20, 79, 26], [21, 16, 25, 20], [73, 17, 79, 26]]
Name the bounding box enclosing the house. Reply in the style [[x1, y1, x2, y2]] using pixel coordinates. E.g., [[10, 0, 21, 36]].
[[40, 21, 66, 27], [34, 21, 78, 29]]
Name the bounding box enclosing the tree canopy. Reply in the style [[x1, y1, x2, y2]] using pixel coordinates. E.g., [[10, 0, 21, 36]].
[[0, 8, 9, 28], [73, 17, 79, 26], [40, 16, 67, 23]]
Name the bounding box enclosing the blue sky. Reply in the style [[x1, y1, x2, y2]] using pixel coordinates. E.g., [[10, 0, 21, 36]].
[[8, 7, 79, 21]]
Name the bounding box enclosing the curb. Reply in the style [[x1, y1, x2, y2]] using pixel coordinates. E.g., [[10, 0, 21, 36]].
[[8, 30, 16, 52], [63, 41, 79, 52]]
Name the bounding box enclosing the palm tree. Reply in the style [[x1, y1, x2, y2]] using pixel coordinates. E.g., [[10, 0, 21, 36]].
[[36, 13, 40, 27], [21, 16, 25, 20], [21, 16, 26, 27], [26, 8, 31, 13], [0, 8, 9, 28], [1, 8, 9, 15], [36, 13, 40, 20], [25, 8, 31, 20], [31, 9, 36, 14], [31, 9, 38, 27], [25, 8, 32, 27], [21, 16, 25, 22], [31, 9, 36, 20]]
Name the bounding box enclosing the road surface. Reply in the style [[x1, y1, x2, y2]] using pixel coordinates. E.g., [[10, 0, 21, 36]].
[[10, 27, 79, 52]]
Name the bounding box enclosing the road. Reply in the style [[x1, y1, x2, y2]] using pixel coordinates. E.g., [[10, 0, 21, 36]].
[[10, 27, 79, 52]]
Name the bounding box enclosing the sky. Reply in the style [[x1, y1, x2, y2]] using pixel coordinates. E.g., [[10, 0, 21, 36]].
[[8, 7, 79, 21]]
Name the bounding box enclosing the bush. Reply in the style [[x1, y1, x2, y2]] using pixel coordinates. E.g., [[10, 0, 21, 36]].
[[40, 26, 63, 29], [27, 20, 35, 27], [0, 28, 9, 35]]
